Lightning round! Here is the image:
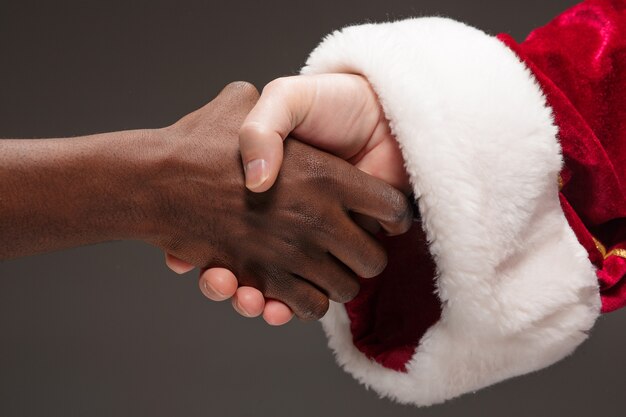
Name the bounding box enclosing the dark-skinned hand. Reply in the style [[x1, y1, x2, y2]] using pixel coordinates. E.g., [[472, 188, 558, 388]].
[[0, 82, 412, 320], [154, 82, 413, 319]]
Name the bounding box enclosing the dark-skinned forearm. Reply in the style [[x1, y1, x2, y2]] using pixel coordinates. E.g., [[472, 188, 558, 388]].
[[0, 130, 159, 259]]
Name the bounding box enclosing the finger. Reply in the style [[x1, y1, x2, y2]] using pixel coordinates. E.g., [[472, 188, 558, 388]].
[[263, 300, 294, 326], [351, 212, 382, 235], [165, 252, 195, 274], [232, 287, 265, 318], [352, 129, 412, 194], [262, 270, 329, 321], [294, 253, 360, 303], [339, 167, 413, 236], [239, 77, 316, 192], [198, 268, 238, 301], [324, 213, 389, 279]]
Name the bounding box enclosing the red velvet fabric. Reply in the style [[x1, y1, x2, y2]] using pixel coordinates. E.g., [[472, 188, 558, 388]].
[[499, 0, 626, 313], [345, 223, 441, 372], [344, 0, 626, 374]]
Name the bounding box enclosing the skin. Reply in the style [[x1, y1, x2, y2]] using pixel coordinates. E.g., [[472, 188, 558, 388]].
[[0, 81, 413, 320], [187, 74, 414, 325], [240, 74, 410, 194]]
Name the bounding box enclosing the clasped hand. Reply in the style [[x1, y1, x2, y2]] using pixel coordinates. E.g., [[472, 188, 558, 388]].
[[158, 79, 412, 323]]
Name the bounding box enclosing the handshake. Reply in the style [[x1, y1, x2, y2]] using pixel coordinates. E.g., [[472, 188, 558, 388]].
[[0, 73, 417, 325], [161, 74, 415, 325], [2, 7, 608, 404], [3, 7, 609, 405]]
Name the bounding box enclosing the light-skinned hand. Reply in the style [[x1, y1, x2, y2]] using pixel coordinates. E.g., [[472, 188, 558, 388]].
[[172, 74, 410, 325]]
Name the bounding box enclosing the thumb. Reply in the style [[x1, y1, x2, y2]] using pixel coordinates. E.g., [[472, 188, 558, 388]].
[[239, 77, 315, 192]]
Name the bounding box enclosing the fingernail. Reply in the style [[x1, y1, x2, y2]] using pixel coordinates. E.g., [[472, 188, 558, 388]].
[[235, 299, 252, 317], [203, 280, 225, 299], [244, 159, 269, 189], [167, 262, 190, 275]]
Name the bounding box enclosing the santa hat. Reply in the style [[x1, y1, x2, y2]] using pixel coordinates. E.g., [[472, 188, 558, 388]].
[[301, 0, 626, 406]]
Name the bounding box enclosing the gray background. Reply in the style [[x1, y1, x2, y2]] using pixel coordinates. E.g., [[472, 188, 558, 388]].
[[1, 0, 624, 416]]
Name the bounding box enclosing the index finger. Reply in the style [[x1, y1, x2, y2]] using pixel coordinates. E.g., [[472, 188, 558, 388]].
[[339, 163, 414, 236]]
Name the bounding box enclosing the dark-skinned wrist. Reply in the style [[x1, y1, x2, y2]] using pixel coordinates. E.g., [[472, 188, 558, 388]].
[[58, 128, 162, 244], [0, 128, 160, 259], [116, 127, 173, 243]]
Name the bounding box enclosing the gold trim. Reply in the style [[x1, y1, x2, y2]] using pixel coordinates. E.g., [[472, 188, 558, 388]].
[[606, 248, 626, 260], [558, 174, 564, 191], [593, 237, 607, 258], [591, 236, 626, 260]]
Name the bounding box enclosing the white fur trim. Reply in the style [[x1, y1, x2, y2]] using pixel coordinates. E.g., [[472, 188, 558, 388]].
[[303, 18, 601, 406]]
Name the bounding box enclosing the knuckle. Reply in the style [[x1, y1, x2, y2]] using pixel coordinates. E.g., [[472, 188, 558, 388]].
[[263, 271, 293, 297], [224, 81, 260, 100], [334, 279, 360, 303], [299, 296, 330, 321], [262, 76, 293, 95], [316, 213, 342, 242], [385, 190, 412, 223], [239, 120, 274, 143], [284, 144, 334, 187], [361, 246, 388, 278], [289, 204, 334, 240]]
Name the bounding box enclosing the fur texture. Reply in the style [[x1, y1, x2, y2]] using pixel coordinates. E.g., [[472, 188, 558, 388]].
[[302, 17, 601, 406]]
